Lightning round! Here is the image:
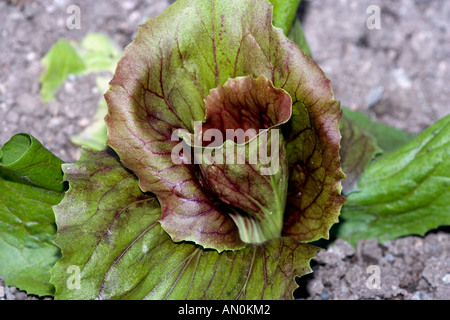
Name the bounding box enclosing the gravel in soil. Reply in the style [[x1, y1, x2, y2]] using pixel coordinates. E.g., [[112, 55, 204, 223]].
[[298, 230, 450, 300]]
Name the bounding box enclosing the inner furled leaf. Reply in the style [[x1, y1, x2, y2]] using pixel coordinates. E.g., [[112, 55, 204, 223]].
[[50, 150, 319, 300], [40, 39, 86, 102], [179, 75, 291, 243], [203, 135, 289, 244], [200, 75, 292, 144], [105, 0, 344, 250]]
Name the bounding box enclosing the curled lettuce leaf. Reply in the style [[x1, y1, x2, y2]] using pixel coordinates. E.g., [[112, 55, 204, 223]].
[[105, 0, 344, 250]]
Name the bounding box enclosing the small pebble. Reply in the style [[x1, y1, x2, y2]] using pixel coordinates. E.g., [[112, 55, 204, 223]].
[[45, 4, 55, 13], [77, 117, 91, 127], [411, 291, 433, 300], [442, 274, 450, 284], [367, 85, 384, 107], [121, 1, 135, 11], [54, 0, 67, 7], [391, 68, 412, 89], [320, 290, 331, 300], [5, 287, 16, 300], [26, 51, 36, 61], [384, 253, 395, 262], [15, 291, 28, 300]]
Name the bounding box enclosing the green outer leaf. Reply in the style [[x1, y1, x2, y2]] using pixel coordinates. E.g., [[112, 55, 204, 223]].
[[105, 0, 344, 250], [268, 0, 302, 35], [0, 133, 65, 192], [40, 39, 86, 102], [339, 114, 450, 246], [0, 134, 64, 296], [339, 115, 381, 194], [342, 107, 413, 155], [51, 150, 319, 300], [288, 18, 311, 57]]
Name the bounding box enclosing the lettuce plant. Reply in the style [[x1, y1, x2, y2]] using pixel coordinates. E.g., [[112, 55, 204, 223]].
[[1, 0, 449, 300], [103, 0, 344, 251], [48, 0, 345, 299]]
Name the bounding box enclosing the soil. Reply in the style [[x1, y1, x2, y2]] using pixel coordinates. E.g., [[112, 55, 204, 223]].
[[0, 0, 449, 300], [296, 229, 450, 300]]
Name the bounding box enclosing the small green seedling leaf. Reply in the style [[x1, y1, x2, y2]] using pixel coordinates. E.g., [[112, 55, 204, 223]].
[[40, 33, 121, 102], [40, 39, 86, 102]]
